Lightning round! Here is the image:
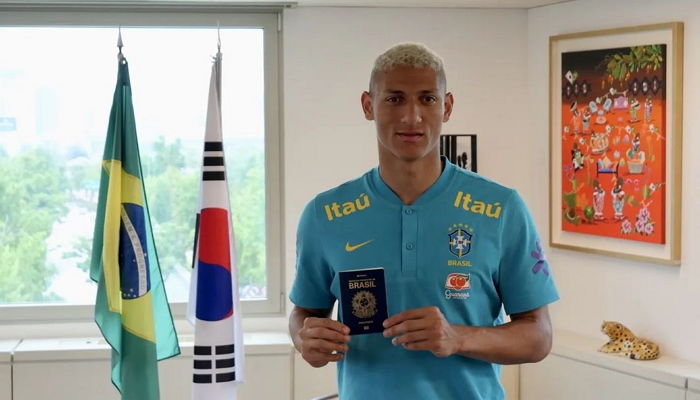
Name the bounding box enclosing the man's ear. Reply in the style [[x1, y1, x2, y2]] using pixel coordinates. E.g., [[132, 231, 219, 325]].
[[361, 91, 374, 121], [443, 92, 454, 123]]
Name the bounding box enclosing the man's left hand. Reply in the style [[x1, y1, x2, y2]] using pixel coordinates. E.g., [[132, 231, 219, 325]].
[[382, 306, 466, 358]]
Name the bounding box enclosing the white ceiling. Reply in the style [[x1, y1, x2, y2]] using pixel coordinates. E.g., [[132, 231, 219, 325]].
[[295, 0, 573, 7], [0, 0, 575, 8]]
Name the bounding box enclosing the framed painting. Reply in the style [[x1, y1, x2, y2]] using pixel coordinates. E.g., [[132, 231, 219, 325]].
[[549, 22, 683, 264], [440, 134, 477, 173]]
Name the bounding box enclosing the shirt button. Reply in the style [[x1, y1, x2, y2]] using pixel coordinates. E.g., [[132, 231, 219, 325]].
[[406, 242, 415, 250], [404, 208, 414, 215]]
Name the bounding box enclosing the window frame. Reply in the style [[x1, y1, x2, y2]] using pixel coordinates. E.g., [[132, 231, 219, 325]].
[[0, 4, 286, 323]]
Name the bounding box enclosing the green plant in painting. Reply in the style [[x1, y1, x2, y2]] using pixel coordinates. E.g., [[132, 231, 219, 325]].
[[603, 45, 664, 83], [562, 178, 581, 226]]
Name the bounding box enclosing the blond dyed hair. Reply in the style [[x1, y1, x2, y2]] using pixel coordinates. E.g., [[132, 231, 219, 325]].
[[369, 42, 447, 93]]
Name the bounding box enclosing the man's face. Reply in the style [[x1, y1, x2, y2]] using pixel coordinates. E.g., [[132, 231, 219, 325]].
[[361, 65, 453, 163]]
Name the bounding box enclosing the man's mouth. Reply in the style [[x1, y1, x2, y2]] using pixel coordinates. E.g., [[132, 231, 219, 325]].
[[397, 132, 424, 142]]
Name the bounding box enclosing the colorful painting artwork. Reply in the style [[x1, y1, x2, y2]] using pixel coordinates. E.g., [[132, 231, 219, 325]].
[[559, 45, 666, 244], [550, 23, 682, 264]]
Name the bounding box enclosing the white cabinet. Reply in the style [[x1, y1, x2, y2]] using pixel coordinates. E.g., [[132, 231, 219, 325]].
[[14, 353, 119, 400], [291, 350, 519, 400], [687, 377, 700, 400], [13, 333, 293, 400], [520, 331, 699, 400], [521, 353, 685, 400], [9, 329, 700, 400], [293, 351, 337, 400], [170, 333, 293, 400], [0, 341, 18, 400]]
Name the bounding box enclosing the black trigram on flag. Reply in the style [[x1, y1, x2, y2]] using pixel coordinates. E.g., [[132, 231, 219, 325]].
[[202, 141, 226, 181], [193, 344, 237, 384]]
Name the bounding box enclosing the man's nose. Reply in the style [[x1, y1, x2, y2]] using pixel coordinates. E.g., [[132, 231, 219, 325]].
[[400, 101, 422, 125]]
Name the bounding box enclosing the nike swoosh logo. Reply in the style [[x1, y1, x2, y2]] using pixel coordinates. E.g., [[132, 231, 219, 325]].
[[345, 239, 374, 252]]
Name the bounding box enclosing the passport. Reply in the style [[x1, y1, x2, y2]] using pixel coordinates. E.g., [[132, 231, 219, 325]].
[[338, 267, 388, 335]]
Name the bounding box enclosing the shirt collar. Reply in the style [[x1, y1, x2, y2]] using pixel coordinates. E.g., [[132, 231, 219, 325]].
[[369, 156, 456, 206]]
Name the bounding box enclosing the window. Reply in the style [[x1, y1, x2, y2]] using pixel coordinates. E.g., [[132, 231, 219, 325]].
[[0, 7, 283, 321]]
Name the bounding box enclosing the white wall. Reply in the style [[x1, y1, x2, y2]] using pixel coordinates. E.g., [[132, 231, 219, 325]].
[[528, 0, 700, 364], [283, 0, 700, 369], [282, 5, 531, 312]]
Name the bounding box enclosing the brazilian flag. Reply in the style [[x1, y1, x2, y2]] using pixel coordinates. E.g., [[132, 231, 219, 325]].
[[90, 55, 180, 400]]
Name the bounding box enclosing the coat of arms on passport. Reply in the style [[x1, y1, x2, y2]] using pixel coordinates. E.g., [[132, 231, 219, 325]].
[[338, 268, 388, 335]]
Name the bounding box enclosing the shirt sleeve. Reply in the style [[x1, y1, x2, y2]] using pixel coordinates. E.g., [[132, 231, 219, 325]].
[[498, 190, 559, 315], [289, 198, 336, 310]]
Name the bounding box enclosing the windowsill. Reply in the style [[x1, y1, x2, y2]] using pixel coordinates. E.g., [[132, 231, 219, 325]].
[[0, 316, 293, 363], [552, 330, 700, 389], [11, 331, 292, 362], [0, 315, 289, 341]]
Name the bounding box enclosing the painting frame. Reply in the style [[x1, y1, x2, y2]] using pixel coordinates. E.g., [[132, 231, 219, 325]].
[[549, 22, 683, 265], [440, 134, 477, 173]]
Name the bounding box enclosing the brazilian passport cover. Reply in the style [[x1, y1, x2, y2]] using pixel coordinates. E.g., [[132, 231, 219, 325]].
[[338, 267, 388, 335]]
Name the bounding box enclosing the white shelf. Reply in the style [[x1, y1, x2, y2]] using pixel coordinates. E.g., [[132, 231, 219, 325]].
[[14, 331, 292, 362], [0, 340, 19, 363], [553, 330, 700, 389]]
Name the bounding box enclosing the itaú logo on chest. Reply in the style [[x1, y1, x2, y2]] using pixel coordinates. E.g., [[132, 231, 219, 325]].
[[323, 193, 370, 221], [453, 191, 502, 219]]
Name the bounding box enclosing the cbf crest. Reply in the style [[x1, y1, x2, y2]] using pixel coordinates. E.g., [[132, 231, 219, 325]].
[[448, 224, 473, 258]]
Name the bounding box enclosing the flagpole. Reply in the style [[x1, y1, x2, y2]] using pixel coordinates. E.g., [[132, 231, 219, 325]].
[[91, 29, 180, 400], [216, 22, 222, 106], [217, 20, 221, 53], [189, 38, 245, 400], [117, 26, 124, 63]]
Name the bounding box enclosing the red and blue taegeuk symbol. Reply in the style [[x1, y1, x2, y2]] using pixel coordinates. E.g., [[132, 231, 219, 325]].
[[196, 208, 233, 321]]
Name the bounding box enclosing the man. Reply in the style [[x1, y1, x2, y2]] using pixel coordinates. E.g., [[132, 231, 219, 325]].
[[289, 43, 559, 400]]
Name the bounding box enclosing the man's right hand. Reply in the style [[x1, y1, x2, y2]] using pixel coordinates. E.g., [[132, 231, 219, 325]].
[[290, 306, 351, 368]]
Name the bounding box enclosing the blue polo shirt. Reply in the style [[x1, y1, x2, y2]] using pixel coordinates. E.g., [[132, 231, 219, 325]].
[[290, 159, 559, 400]]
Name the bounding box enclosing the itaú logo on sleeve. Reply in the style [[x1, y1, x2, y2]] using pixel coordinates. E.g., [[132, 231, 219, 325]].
[[445, 273, 471, 300]]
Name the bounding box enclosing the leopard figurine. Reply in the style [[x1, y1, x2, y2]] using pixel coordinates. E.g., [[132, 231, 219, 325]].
[[599, 321, 659, 360]]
